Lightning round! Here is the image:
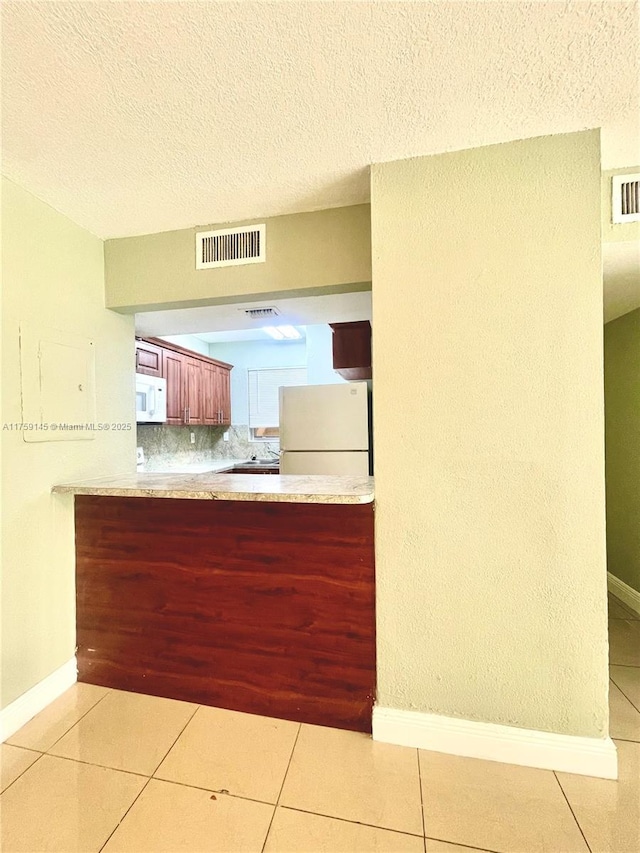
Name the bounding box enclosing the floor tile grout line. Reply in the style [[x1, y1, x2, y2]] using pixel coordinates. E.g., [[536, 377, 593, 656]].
[[150, 704, 202, 777], [8, 713, 609, 853], [424, 836, 501, 853], [146, 775, 277, 807], [609, 662, 640, 668], [6, 677, 632, 851], [0, 749, 46, 796], [278, 804, 425, 839], [260, 722, 302, 853], [6, 743, 300, 811], [36, 686, 113, 755], [274, 723, 302, 803], [97, 703, 202, 853], [2, 743, 44, 756], [417, 754, 502, 853], [553, 771, 592, 853], [98, 776, 153, 853], [5, 685, 112, 754], [5, 749, 595, 853], [611, 736, 640, 744], [416, 748, 427, 853], [610, 679, 640, 715], [34, 750, 152, 780]]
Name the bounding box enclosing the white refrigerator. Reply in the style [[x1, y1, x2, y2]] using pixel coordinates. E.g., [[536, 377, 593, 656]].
[[279, 382, 370, 475]]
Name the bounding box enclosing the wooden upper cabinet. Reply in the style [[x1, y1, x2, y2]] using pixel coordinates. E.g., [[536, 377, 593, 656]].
[[202, 363, 218, 425], [202, 363, 232, 426], [135, 340, 163, 377], [136, 337, 233, 426], [163, 350, 186, 424], [219, 366, 231, 426], [184, 358, 203, 424], [329, 321, 372, 381]]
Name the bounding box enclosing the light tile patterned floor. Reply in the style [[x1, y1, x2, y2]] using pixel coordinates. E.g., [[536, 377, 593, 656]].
[[0, 593, 638, 853]]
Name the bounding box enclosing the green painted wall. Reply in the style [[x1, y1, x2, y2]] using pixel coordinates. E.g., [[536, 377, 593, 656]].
[[105, 204, 372, 312], [371, 130, 608, 737], [1, 178, 135, 709], [605, 308, 640, 594]]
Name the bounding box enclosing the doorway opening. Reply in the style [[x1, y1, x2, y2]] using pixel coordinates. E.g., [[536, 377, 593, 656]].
[[134, 290, 373, 477]]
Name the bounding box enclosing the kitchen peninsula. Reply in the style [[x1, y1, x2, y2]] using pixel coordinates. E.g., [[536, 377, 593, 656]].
[[54, 473, 376, 732]]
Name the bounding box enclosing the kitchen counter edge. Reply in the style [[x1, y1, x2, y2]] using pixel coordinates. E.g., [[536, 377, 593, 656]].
[[52, 472, 375, 505]]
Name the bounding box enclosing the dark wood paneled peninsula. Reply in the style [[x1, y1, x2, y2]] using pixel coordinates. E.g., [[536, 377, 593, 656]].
[[54, 474, 376, 732]]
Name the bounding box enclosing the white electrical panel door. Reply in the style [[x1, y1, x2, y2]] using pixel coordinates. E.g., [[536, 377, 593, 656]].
[[20, 324, 96, 442]]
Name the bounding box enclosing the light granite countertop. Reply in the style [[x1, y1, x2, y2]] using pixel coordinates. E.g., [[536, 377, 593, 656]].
[[52, 472, 375, 504]]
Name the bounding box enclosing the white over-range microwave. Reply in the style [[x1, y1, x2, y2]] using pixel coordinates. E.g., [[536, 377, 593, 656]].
[[136, 373, 167, 423]]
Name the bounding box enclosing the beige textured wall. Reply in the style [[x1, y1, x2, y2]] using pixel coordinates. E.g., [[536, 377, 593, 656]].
[[604, 308, 640, 595], [371, 131, 609, 737], [1, 178, 135, 709], [105, 204, 372, 312]]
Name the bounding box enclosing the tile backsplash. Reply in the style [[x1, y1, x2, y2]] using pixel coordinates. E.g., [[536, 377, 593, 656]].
[[137, 424, 271, 469], [212, 425, 268, 460]]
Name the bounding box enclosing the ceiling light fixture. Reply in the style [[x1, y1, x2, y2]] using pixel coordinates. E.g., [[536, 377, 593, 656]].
[[278, 325, 301, 339], [263, 326, 285, 339], [263, 325, 301, 340]]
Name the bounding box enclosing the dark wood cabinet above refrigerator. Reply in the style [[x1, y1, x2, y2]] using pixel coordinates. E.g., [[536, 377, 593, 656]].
[[329, 321, 372, 381]]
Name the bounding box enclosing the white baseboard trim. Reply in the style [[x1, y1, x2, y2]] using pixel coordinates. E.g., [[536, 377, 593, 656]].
[[608, 572, 640, 616], [0, 658, 77, 743], [373, 706, 617, 779]]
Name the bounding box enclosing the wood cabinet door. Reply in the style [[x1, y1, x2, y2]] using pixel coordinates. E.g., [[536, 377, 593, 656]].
[[219, 366, 232, 425], [164, 351, 185, 424], [135, 341, 163, 377], [184, 359, 204, 424], [202, 362, 219, 425], [202, 364, 230, 426], [139, 336, 233, 428], [329, 321, 372, 380]]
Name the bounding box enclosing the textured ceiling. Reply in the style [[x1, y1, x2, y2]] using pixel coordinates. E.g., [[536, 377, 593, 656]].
[[2, 1, 638, 239]]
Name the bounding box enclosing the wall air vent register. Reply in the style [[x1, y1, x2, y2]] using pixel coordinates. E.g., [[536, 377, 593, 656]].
[[243, 307, 280, 319], [612, 174, 640, 223], [196, 224, 266, 269]]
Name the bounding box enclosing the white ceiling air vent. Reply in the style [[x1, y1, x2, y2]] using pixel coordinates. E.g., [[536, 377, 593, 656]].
[[243, 307, 280, 319], [196, 224, 266, 269], [612, 174, 640, 224]]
